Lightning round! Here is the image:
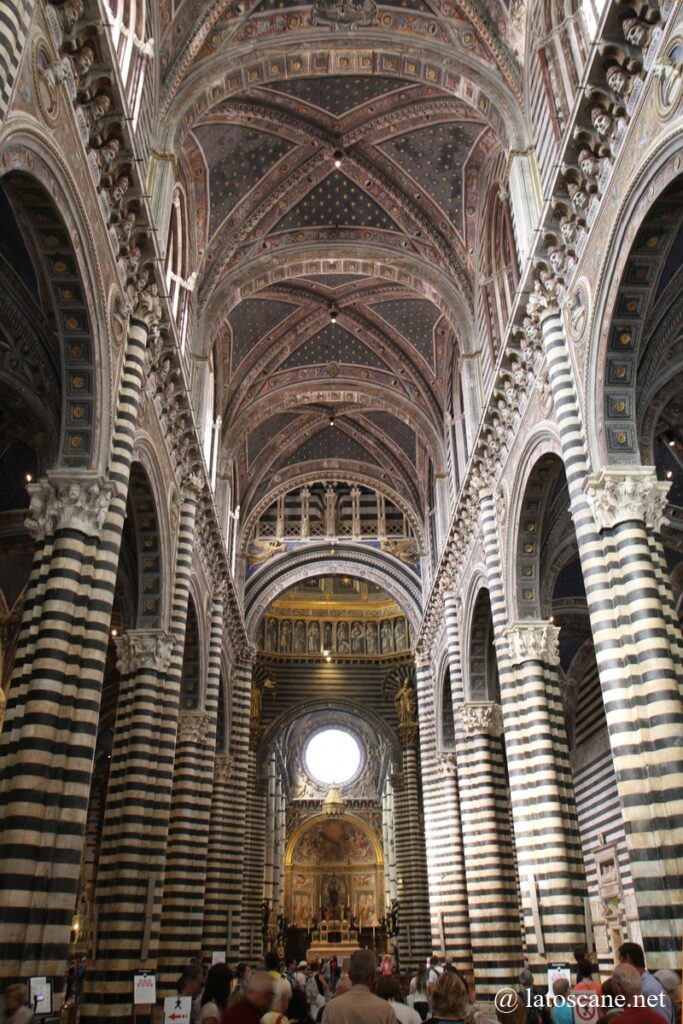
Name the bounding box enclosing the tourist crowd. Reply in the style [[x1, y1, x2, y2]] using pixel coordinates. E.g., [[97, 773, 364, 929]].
[[166, 941, 680, 1024]]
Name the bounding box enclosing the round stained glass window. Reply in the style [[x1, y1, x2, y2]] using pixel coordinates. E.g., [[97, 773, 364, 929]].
[[305, 728, 362, 785]]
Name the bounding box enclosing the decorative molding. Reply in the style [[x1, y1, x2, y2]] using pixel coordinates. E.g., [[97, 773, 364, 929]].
[[458, 701, 504, 737], [115, 630, 176, 675], [214, 753, 234, 783], [583, 467, 670, 532], [25, 472, 115, 540], [504, 622, 560, 667], [177, 711, 212, 745]]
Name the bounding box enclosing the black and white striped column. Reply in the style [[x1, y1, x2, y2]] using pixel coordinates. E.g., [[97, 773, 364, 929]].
[[80, 629, 176, 1022], [455, 700, 521, 994], [204, 655, 253, 962], [0, 302, 157, 985], [391, 723, 432, 971], [240, 748, 268, 960], [502, 621, 586, 963], [540, 308, 683, 965], [414, 650, 472, 975]]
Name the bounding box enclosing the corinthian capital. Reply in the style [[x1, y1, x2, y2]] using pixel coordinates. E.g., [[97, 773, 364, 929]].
[[132, 282, 162, 334], [115, 629, 175, 675], [214, 753, 234, 784], [504, 621, 560, 666], [583, 467, 669, 531], [25, 471, 114, 540], [177, 711, 211, 745], [458, 701, 504, 737]]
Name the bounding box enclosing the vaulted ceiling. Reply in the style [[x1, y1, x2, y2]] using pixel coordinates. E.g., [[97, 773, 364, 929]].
[[157, 0, 526, 533]]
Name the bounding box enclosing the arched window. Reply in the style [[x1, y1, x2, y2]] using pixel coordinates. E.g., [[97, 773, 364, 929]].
[[482, 186, 519, 356], [164, 187, 193, 350], [105, 0, 153, 126]]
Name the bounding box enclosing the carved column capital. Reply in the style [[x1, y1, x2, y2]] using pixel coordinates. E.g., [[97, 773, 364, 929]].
[[238, 642, 259, 668], [177, 711, 211, 745], [458, 701, 504, 737], [414, 647, 432, 670], [389, 771, 405, 791], [26, 471, 115, 540], [436, 751, 458, 776], [504, 621, 560, 666], [214, 753, 234, 784], [583, 467, 669, 531], [131, 282, 162, 334], [115, 629, 176, 675]]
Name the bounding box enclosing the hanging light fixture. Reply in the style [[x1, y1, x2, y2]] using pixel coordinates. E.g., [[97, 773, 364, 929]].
[[333, 149, 344, 169], [322, 784, 346, 817], [329, 306, 338, 324]]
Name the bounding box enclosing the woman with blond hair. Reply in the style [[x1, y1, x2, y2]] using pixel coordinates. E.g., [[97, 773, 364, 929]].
[[425, 972, 471, 1023]]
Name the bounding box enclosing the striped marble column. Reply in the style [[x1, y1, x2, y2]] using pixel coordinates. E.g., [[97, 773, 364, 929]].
[[392, 737, 431, 970], [150, 476, 205, 992], [240, 747, 268, 960], [80, 629, 176, 1021], [479, 488, 585, 970], [502, 621, 586, 963], [456, 701, 521, 994], [582, 465, 683, 960], [202, 656, 253, 961], [540, 308, 683, 965], [414, 652, 472, 974], [201, 752, 234, 961], [0, 300, 158, 984], [444, 593, 521, 993], [157, 594, 224, 975]]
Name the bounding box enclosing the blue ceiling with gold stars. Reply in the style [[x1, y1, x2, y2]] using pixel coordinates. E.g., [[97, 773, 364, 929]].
[[371, 298, 441, 367], [193, 123, 294, 234], [379, 122, 484, 232], [247, 412, 298, 464], [229, 298, 298, 371], [283, 427, 380, 467], [278, 323, 389, 371], [274, 172, 399, 232], [260, 77, 416, 116], [365, 412, 416, 461]]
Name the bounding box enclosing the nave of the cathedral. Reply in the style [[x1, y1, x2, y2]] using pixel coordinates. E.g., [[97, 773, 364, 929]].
[[0, 0, 682, 1019]]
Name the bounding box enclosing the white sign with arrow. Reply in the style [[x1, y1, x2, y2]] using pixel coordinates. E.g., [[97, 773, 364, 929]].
[[164, 995, 192, 1024]]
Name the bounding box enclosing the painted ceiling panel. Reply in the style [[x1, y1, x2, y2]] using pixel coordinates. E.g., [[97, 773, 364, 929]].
[[260, 77, 416, 116], [255, 0, 433, 12], [228, 298, 298, 371], [193, 123, 294, 233], [274, 172, 399, 232], [371, 298, 441, 367], [378, 121, 484, 231], [364, 412, 416, 462], [248, 412, 299, 464], [301, 274, 366, 288], [282, 427, 380, 467], [279, 323, 389, 371]]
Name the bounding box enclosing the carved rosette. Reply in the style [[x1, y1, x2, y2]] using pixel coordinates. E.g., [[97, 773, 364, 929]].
[[115, 630, 175, 675], [504, 622, 560, 667], [177, 711, 211, 746], [583, 467, 670, 532], [458, 701, 504, 738], [25, 472, 115, 540], [214, 753, 234, 784]]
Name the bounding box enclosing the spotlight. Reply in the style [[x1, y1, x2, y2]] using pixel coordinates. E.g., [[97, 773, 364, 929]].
[[326, 655, 332, 662], [333, 149, 344, 168], [330, 307, 338, 324], [111, 628, 118, 637], [329, 414, 335, 427], [25, 473, 32, 483], [669, 439, 676, 447]]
